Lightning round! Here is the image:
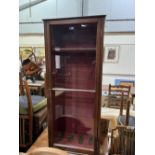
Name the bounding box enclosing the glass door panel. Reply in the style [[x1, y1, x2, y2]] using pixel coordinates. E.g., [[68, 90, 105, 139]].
[[51, 23, 97, 49], [52, 52, 96, 90], [53, 90, 95, 151]]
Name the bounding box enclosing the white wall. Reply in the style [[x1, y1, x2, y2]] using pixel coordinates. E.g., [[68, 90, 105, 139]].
[[19, 35, 45, 46], [102, 33, 135, 85]]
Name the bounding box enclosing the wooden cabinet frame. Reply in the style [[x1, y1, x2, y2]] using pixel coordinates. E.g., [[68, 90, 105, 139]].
[[43, 16, 105, 155]]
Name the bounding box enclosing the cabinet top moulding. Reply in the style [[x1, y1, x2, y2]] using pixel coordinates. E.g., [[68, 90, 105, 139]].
[[43, 15, 106, 24]]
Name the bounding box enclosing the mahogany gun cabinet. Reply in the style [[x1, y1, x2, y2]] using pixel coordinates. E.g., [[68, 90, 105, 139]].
[[43, 16, 105, 155]]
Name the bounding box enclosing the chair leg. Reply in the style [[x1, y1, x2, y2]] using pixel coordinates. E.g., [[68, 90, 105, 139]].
[[29, 118, 33, 144]]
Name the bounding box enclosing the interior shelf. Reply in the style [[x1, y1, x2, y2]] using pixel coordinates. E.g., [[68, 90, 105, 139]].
[[53, 133, 94, 152], [52, 88, 95, 93], [53, 47, 96, 52]]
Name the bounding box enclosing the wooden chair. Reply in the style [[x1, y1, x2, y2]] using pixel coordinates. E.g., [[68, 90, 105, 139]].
[[120, 81, 135, 100], [119, 99, 130, 125], [118, 99, 135, 127], [108, 84, 130, 108], [100, 119, 110, 155], [119, 81, 134, 87], [20, 48, 40, 80], [110, 126, 135, 155], [19, 79, 33, 149], [19, 73, 47, 150]]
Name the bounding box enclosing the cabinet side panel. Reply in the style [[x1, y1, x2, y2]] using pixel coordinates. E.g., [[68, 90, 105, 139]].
[[94, 17, 105, 154], [44, 21, 54, 146]]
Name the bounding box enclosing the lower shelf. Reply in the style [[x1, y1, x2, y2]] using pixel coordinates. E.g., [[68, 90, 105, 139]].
[[53, 132, 94, 152]]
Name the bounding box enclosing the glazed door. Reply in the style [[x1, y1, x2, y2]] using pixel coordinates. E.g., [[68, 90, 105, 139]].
[[50, 23, 97, 153]]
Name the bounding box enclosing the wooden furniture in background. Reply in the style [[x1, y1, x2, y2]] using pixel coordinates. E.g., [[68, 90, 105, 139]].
[[100, 119, 109, 155], [19, 47, 37, 64], [44, 16, 105, 154], [19, 79, 33, 149], [21, 59, 41, 80], [119, 99, 130, 125], [131, 86, 135, 109], [20, 47, 40, 77], [118, 99, 135, 127], [120, 81, 135, 102], [119, 81, 134, 87], [110, 126, 135, 155], [108, 84, 130, 108], [19, 75, 47, 150], [33, 107, 47, 140], [27, 80, 45, 96]]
